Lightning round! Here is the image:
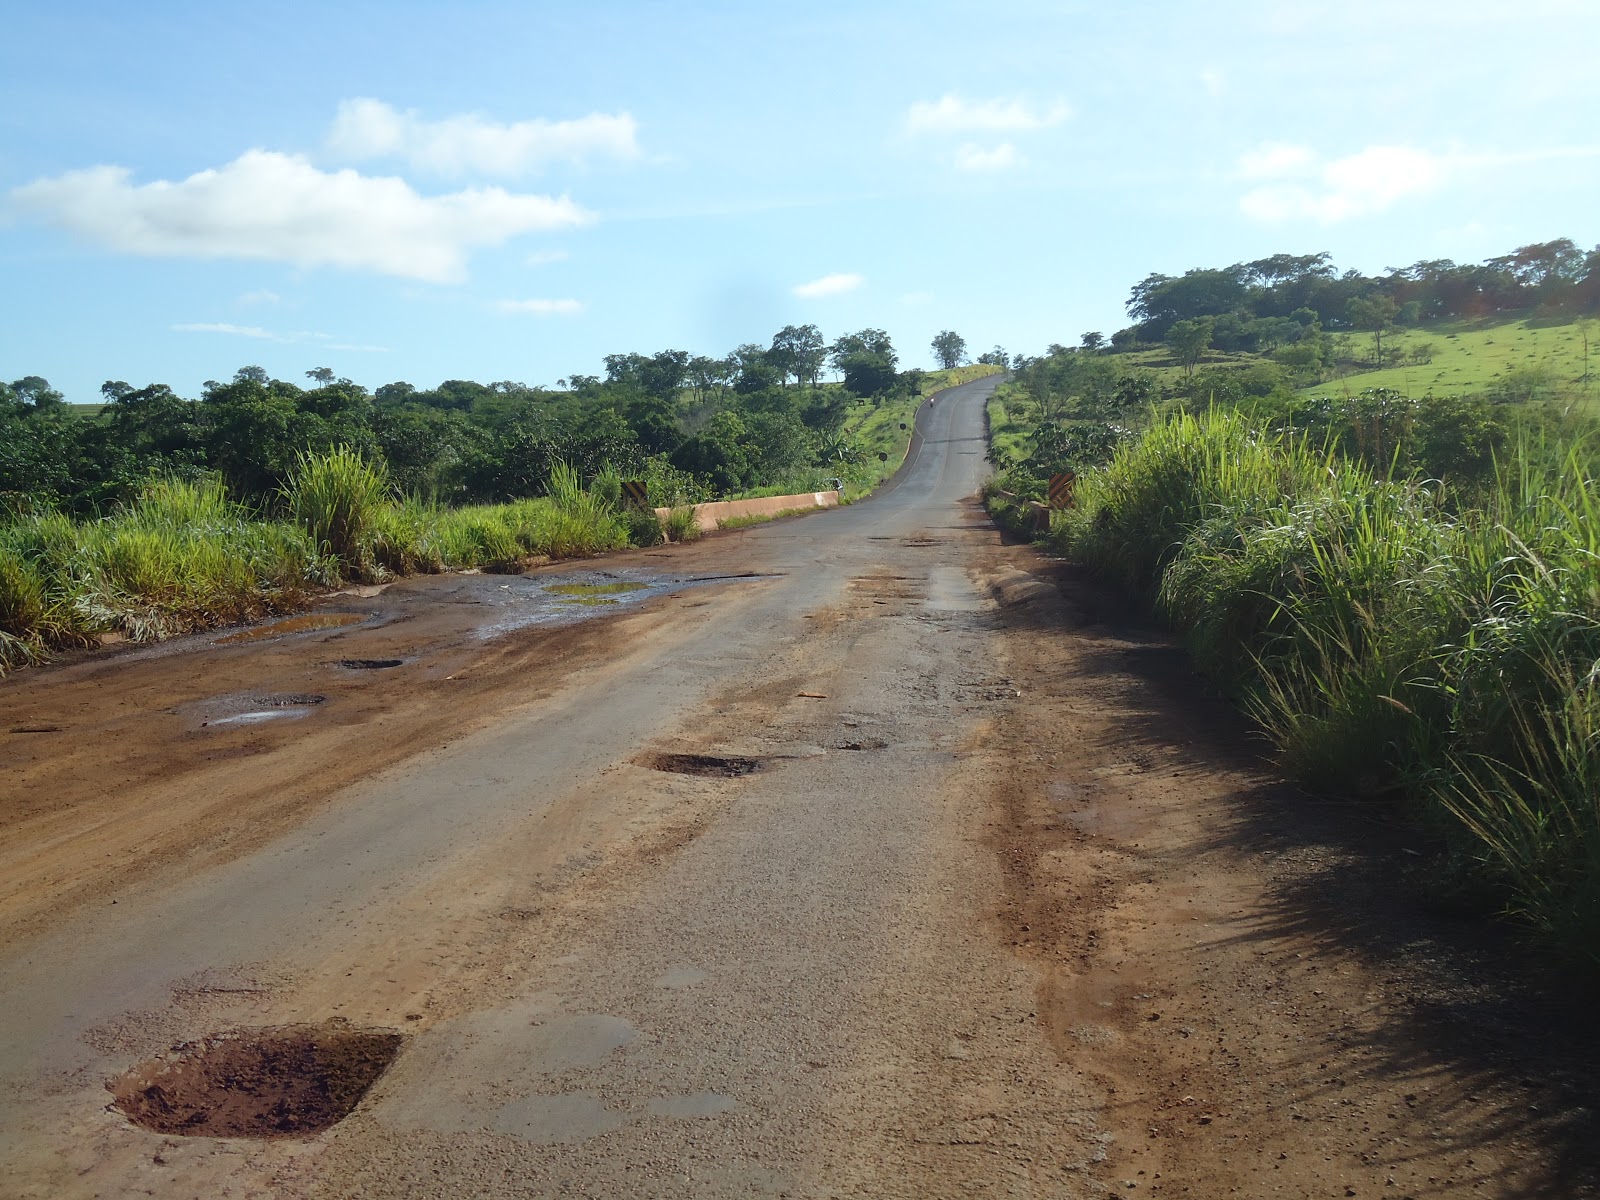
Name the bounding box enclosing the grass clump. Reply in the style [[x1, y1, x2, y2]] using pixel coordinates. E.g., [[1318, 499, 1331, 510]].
[[662, 506, 701, 542], [284, 446, 391, 581], [1054, 408, 1600, 967]]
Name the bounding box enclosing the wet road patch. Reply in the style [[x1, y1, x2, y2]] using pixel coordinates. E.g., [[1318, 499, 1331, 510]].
[[214, 613, 367, 644], [545, 582, 650, 598], [108, 1024, 402, 1138], [195, 693, 326, 728]]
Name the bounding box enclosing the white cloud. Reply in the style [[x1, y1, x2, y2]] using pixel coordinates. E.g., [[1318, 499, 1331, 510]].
[[172, 322, 386, 351], [327, 98, 640, 177], [494, 298, 584, 316], [11, 150, 593, 283], [173, 322, 279, 339], [1238, 144, 1447, 222], [792, 273, 863, 298], [525, 248, 570, 267], [954, 142, 1022, 172], [906, 93, 1070, 135]]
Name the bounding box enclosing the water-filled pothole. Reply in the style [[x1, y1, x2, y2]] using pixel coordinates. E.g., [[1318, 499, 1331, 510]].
[[545, 582, 650, 597], [214, 613, 366, 644], [333, 658, 403, 670], [644, 752, 764, 778], [545, 582, 651, 609], [201, 694, 326, 728], [107, 1024, 402, 1138]]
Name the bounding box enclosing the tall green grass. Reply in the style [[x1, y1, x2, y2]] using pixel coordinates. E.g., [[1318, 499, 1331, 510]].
[[0, 452, 644, 673], [0, 476, 332, 669], [1055, 409, 1600, 964], [284, 445, 390, 579]]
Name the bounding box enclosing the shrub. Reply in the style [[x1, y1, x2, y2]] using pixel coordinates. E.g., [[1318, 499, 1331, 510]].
[[283, 446, 391, 580], [663, 506, 700, 542]]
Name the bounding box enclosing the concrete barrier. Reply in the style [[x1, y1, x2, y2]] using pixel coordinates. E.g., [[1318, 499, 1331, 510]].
[[654, 490, 841, 535]]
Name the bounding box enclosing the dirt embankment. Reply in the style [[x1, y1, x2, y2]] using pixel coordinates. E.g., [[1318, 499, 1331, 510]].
[[977, 539, 1600, 1198]]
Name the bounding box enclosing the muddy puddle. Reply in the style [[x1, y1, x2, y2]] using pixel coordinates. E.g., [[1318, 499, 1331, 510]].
[[467, 570, 774, 639], [214, 612, 367, 644], [184, 693, 327, 730]]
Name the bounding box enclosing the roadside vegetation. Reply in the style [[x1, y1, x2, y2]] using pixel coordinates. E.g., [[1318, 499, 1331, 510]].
[[1, 329, 997, 671], [986, 235, 1600, 971]]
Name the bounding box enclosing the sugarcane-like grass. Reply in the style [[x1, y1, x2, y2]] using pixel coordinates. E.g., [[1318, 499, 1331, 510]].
[[1, 451, 636, 673], [1055, 409, 1600, 966]]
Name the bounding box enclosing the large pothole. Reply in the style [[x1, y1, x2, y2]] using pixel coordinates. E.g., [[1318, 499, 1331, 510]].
[[107, 1024, 402, 1138], [643, 752, 764, 778]]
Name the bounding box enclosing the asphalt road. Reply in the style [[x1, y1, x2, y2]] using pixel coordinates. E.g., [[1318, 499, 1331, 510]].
[[1, 374, 1109, 1197]]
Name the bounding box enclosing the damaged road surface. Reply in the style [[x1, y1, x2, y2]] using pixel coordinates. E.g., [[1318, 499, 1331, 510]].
[[3, 373, 1597, 1198]]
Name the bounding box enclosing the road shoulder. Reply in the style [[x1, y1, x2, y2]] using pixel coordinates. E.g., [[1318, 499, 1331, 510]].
[[974, 538, 1600, 1198]]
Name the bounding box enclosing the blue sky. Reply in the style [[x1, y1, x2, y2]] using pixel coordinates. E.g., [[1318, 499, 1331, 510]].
[[4, 0, 1598, 402]]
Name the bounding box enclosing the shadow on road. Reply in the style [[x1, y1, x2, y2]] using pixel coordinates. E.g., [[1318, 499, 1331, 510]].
[[994, 545, 1600, 1196]]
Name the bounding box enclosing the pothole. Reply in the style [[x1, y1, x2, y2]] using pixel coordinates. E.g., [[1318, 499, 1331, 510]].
[[643, 752, 764, 778], [107, 1024, 402, 1138], [332, 659, 403, 670], [214, 613, 367, 644], [834, 738, 889, 751], [201, 694, 326, 728]]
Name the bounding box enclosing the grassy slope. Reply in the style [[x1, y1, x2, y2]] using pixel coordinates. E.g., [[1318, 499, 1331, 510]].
[[1115, 346, 1261, 382], [1098, 313, 1598, 403], [986, 387, 1028, 463], [1310, 314, 1598, 400]]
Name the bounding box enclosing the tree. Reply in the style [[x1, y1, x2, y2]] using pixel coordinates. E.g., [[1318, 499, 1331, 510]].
[[1126, 265, 1252, 338], [638, 350, 689, 399], [686, 355, 731, 403], [375, 381, 418, 407], [9, 376, 65, 411], [770, 324, 826, 388], [931, 330, 967, 370], [1080, 332, 1106, 353], [1345, 295, 1398, 366], [1166, 318, 1214, 377], [306, 367, 336, 385], [830, 329, 898, 397], [731, 344, 782, 394], [1579, 317, 1597, 383], [976, 345, 1009, 367]]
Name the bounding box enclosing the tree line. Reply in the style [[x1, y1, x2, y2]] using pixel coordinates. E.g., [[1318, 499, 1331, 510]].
[[1, 324, 917, 516], [1076, 237, 1600, 377]]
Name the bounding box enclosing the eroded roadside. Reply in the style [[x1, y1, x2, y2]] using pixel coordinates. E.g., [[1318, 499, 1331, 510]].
[[974, 537, 1600, 1198]]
